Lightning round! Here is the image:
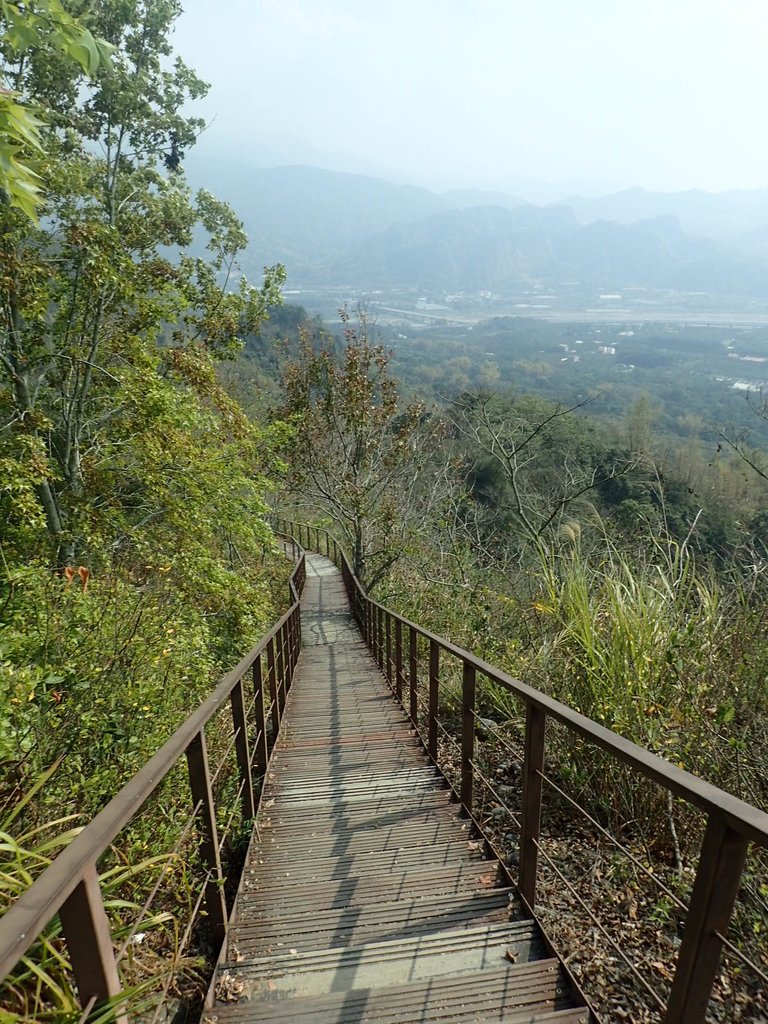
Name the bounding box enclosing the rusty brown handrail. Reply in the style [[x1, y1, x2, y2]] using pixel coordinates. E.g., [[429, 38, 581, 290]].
[[277, 518, 768, 1024], [0, 535, 306, 1020]]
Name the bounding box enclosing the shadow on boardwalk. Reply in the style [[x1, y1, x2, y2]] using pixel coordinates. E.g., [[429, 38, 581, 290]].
[[207, 554, 593, 1023]]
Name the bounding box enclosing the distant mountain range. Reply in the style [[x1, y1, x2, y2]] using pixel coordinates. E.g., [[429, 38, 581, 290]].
[[183, 153, 768, 301], [564, 188, 768, 239]]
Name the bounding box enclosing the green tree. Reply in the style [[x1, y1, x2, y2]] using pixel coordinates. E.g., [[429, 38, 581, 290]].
[[0, 0, 113, 218], [623, 393, 658, 462], [453, 390, 626, 551], [0, 0, 290, 815], [0, 0, 284, 567], [283, 309, 441, 589]]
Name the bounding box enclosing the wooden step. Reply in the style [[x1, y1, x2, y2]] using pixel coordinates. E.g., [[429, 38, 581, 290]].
[[220, 920, 548, 998], [210, 967, 589, 1022], [236, 861, 502, 914], [229, 888, 518, 956]]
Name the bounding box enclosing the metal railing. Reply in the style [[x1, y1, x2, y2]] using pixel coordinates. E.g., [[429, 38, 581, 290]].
[[278, 518, 768, 1024], [0, 537, 306, 1022]]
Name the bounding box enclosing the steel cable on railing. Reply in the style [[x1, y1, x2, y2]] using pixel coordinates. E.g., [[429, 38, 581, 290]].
[[217, 775, 249, 855], [537, 769, 689, 914], [247, 728, 265, 770], [259, 699, 277, 747], [469, 708, 524, 767], [469, 758, 522, 830], [532, 836, 668, 1013], [242, 682, 277, 756], [141, 771, 250, 1024], [210, 724, 242, 790], [115, 797, 204, 964], [435, 717, 461, 748], [114, 801, 222, 1020], [148, 869, 211, 1024], [140, 777, 248, 1020], [716, 931, 768, 989], [243, 679, 262, 721]]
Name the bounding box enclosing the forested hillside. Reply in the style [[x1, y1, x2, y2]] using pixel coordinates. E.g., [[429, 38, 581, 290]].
[[2, 3, 768, 1022], [0, 5, 293, 1017], [277, 306, 768, 1021], [181, 157, 768, 306]]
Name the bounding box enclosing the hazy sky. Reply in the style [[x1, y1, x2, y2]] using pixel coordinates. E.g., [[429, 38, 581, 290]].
[[172, 0, 768, 195]]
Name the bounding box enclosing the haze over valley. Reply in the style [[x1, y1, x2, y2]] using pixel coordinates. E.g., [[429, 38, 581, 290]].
[[186, 148, 768, 324], [6, 5, 768, 1024]]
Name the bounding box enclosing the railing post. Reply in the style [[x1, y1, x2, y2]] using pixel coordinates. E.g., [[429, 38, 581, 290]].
[[377, 606, 384, 671], [276, 624, 287, 714], [409, 626, 418, 726], [285, 613, 294, 677], [253, 657, 269, 781], [461, 662, 476, 816], [287, 610, 297, 676], [230, 678, 256, 821], [292, 607, 301, 669], [267, 637, 280, 742], [428, 639, 439, 762], [284, 621, 292, 696], [59, 864, 127, 1024], [395, 618, 404, 702], [185, 729, 227, 946], [298, 554, 306, 596], [663, 817, 749, 1024], [333, 538, 338, 563], [385, 612, 393, 687], [519, 704, 546, 912]]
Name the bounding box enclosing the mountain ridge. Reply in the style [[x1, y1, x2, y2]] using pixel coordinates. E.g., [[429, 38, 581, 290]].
[[181, 154, 768, 300]]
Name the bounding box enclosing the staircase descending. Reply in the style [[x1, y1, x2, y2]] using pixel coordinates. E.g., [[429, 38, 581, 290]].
[[207, 554, 593, 1023]]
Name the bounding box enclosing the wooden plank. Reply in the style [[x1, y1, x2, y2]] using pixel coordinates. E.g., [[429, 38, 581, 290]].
[[211, 551, 591, 1023]]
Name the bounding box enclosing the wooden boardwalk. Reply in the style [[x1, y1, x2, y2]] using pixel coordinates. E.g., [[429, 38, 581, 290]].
[[207, 554, 592, 1023]]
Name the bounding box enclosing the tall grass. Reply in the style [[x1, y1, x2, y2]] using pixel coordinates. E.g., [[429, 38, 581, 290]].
[[512, 520, 768, 850], [0, 814, 173, 1022], [535, 527, 720, 737]]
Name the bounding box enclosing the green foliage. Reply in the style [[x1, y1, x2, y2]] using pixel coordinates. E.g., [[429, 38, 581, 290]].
[[0, 0, 114, 219], [378, 386, 768, 847], [283, 307, 440, 589], [0, 765, 174, 1022], [0, 0, 288, 568], [0, 3, 293, 996]]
